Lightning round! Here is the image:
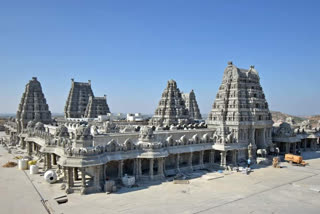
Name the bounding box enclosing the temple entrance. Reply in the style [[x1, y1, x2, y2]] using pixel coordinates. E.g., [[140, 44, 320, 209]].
[[226, 151, 233, 165], [153, 159, 158, 174], [214, 150, 221, 164], [203, 150, 210, 164], [192, 151, 200, 165], [141, 159, 150, 175], [255, 128, 265, 148], [123, 159, 134, 176], [180, 153, 189, 168], [165, 154, 176, 170], [105, 161, 119, 179]]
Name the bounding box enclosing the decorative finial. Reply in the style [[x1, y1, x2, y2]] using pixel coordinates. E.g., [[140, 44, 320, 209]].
[[104, 94, 107, 98], [88, 80, 91, 85], [71, 78, 74, 82], [250, 65, 255, 69], [32, 77, 37, 81], [228, 61, 233, 65]]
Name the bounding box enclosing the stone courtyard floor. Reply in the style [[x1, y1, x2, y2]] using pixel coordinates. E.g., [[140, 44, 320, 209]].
[[1, 143, 320, 214]]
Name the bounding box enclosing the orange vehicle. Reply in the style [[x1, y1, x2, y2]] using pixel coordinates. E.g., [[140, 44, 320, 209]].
[[284, 154, 308, 166]]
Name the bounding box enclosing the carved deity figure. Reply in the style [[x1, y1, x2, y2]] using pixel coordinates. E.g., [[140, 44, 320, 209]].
[[139, 126, 154, 141]]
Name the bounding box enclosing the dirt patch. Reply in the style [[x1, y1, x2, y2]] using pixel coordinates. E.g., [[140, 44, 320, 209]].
[[2, 161, 18, 168]]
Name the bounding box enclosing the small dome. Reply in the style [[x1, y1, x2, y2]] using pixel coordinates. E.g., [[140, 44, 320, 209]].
[[34, 122, 45, 131], [27, 120, 36, 129], [76, 124, 92, 139], [55, 125, 69, 137]]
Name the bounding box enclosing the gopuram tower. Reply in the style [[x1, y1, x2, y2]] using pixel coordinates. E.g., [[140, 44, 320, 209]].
[[182, 90, 202, 120], [149, 80, 190, 127], [84, 95, 111, 118], [16, 77, 52, 133], [64, 79, 94, 118], [207, 62, 273, 162]]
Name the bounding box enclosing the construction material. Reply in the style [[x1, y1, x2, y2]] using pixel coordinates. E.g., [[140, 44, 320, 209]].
[[30, 165, 39, 174], [28, 160, 37, 166], [122, 174, 135, 187], [173, 180, 190, 184], [54, 195, 68, 204], [2, 161, 18, 168], [18, 159, 28, 170], [13, 156, 23, 160], [272, 157, 281, 168], [44, 170, 58, 184], [285, 154, 308, 166]]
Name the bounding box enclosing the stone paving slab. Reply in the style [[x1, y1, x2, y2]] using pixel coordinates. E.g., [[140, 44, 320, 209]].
[[1, 146, 320, 214], [0, 146, 48, 214]]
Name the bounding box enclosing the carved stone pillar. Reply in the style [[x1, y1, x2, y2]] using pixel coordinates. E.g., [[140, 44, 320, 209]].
[[80, 168, 86, 195], [138, 159, 142, 177], [33, 143, 37, 154], [304, 139, 307, 151], [293, 143, 297, 154], [232, 150, 237, 165], [67, 167, 74, 190], [52, 154, 57, 165], [220, 151, 226, 167], [251, 128, 255, 146], [176, 154, 180, 172], [209, 150, 215, 165], [63, 167, 67, 182], [285, 143, 290, 154], [133, 159, 136, 177], [46, 153, 52, 170], [81, 168, 86, 187], [188, 152, 193, 170], [262, 128, 266, 147], [93, 166, 101, 192], [149, 159, 154, 180], [157, 158, 164, 177], [118, 160, 123, 178], [27, 142, 32, 156], [199, 151, 204, 167], [20, 137, 26, 149], [74, 167, 79, 180]]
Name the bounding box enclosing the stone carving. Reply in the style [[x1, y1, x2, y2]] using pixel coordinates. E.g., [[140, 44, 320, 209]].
[[55, 125, 69, 137], [248, 143, 253, 159], [273, 122, 294, 137], [27, 120, 36, 130], [257, 149, 267, 158], [75, 124, 92, 140], [301, 120, 312, 130], [34, 122, 45, 132], [286, 117, 296, 125], [139, 126, 154, 141], [226, 130, 236, 143]]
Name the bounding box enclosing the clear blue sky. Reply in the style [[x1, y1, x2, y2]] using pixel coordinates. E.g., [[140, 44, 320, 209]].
[[0, 0, 319, 116]]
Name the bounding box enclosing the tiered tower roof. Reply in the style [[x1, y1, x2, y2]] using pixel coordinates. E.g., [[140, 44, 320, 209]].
[[182, 90, 202, 120], [84, 95, 111, 118], [16, 77, 52, 133], [207, 62, 273, 148], [150, 80, 190, 126], [64, 79, 94, 118]]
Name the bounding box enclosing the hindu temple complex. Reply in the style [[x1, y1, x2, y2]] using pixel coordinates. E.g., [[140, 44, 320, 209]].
[[3, 62, 320, 195]]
